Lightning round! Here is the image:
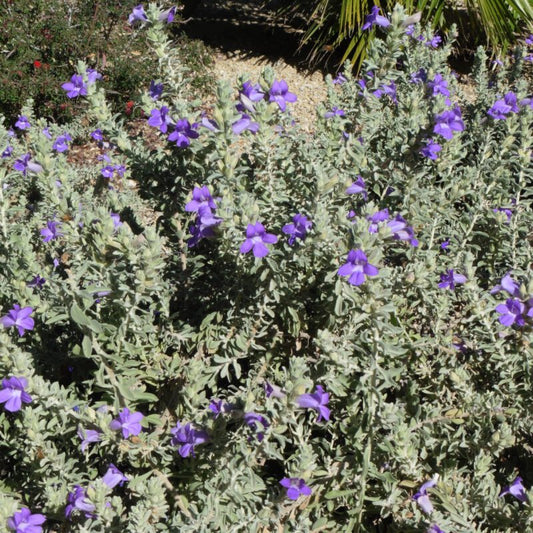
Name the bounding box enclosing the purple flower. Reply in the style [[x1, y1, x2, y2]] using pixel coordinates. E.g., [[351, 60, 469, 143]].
[[13, 153, 43, 176], [413, 478, 437, 514], [387, 215, 418, 246], [147, 106, 172, 133], [185, 186, 217, 213], [110, 212, 123, 229], [428, 525, 445, 533], [488, 92, 520, 119], [1, 305, 34, 337], [170, 421, 209, 457], [42, 128, 52, 140], [77, 427, 101, 452], [232, 114, 260, 135], [433, 107, 464, 140], [420, 139, 442, 160], [159, 6, 177, 23], [425, 34, 442, 48], [102, 464, 128, 488], [1, 145, 13, 158], [526, 34, 533, 46], [438, 269, 467, 290], [187, 208, 222, 248], [297, 385, 330, 422], [324, 106, 345, 118], [53, 133, 72, 153], [101, 165, 115, 179], [282, 214, 312, 245], [500, 476, 528, 502], [427, 74, 450, 97], [240, 222, 278, 257], [338, 249, 379, 286], [0, 376, 32, 412], [15, 115, 31, 130], [241, 81, 265, 103], [280, 478, 312, 500], [269, 80, 297, 112], [441, 240, 450, 250], [40, 220, 63, 242], [28, 275, 46, 290], [495, 298, 526, 327], [65, 485, 96, 519], [410, 68, 427, 84], [128, 4, 148, 24], [110, 407, 143, 438], [332, 73, 347, 85], [86, 68, 102, 84], [367, 208, 390, 233], [208, 399, 233, 417], [362, 6, 391, 30], [346, 176, 368, 200], [61, 74, 87, 98], [491, 273, 520, 297], [264, 381, 285, 399], [7, 508, 45, 533], [91, 129, 104, 141], [200, 116, 220, 132], [243, 412, 269, 442], [168, 119, 199, 147], [373, 82, 397, 104], [493, 207, 512, 223], [149, 81, 164, 100]]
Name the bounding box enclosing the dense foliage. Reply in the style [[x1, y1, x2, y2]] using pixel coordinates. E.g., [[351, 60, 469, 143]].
[[0, 0, 214, 124], [0, 3, 532, 531]]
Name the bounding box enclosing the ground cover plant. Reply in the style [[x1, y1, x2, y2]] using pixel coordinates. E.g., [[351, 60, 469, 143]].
[[0, 3, 532, 532]]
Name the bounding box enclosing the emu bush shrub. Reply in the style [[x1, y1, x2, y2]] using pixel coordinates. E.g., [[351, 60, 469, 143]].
[[0, 3, 532, 531]]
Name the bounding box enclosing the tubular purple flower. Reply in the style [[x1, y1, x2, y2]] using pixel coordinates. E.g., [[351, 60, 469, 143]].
[[110, 212, 123, 229], [0, 376, 32, 412], [297, 385, 330, 422], [128, 4, 148, 24], [1, 306, 34, 337], [425, 34, 442, 48], [428, 525, 445, 533], [102, 464, 128, 488], [269, 80, 297, 112], [500, 476, 528, 502], [185, 186, 217, 213], [346, 176, 368, 200], [149, 81, 164, 100], [243, 412, 269, 442], [232, 114, 260, 135], [15, 115, 31, 130], [61, 74, 88, 98], [387, 215, 418, 246], [410, 68, 427, 83], [159, 6, 177, 23], [332, 73, 347, 85], [77, 427, 101, 452], [13, 153, 43, 176], [65, 485, 96, 519], [264, 381, 285, 399], [488, 92, 519, 120], [171, 421, 209, 457], [282, 214, 312, 245], [7, 508, 45, 533], [91, 129, 104, 141], [147, 106, 172, 133], [241, 81, 264, 102], [338, 249, 379, 286], [433, 107, 464, 140], [53, 133, 72, 153], [110, 407, 143, 438], [40, 220, 63, 242], [413, 478, 437, 514], [438, 269, 466, 290], [280, 477, 312, 500], [367, 208, 389, 233], [209, 399, 233, 417], [168, 119, 199, 147], [86, 68, 102, 84], [420, 139, 442, 160], [495, 298, 526, 327], [240, 222, 278, 257], [362, 6, 391, 30], [491, 273, 520, 297], [427, 74, 450, 97], [28, 275, 46, 289], [373, 82, 397, 104], [2, 145, 13, 158], [324, 107, 345, 118]]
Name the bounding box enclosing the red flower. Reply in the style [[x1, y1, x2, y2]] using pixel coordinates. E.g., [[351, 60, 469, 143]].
[[125, 100, 134, 115], [34, 60, 42, 68]]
